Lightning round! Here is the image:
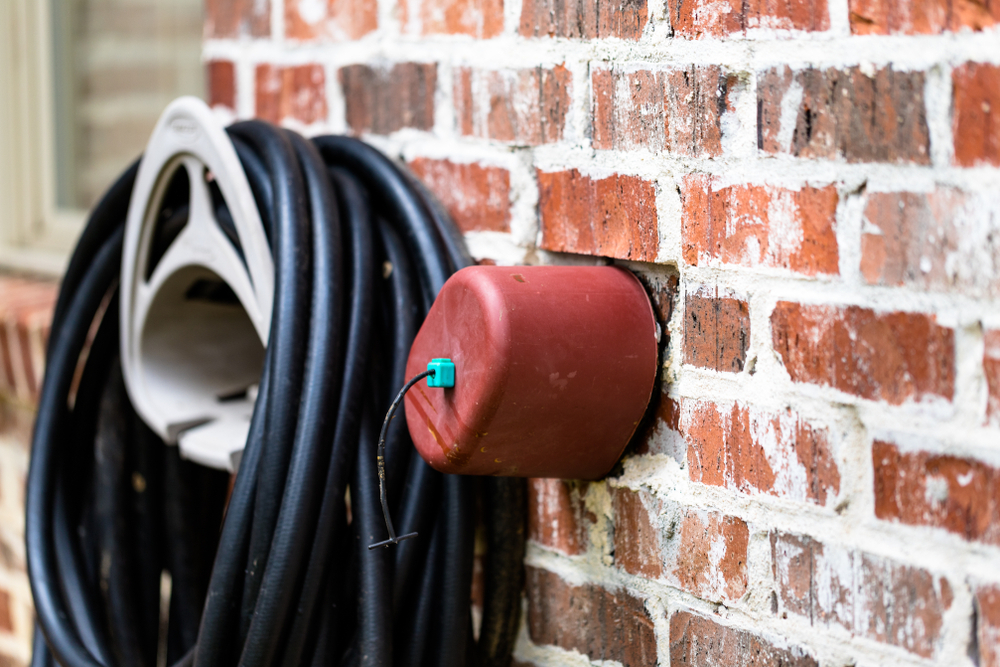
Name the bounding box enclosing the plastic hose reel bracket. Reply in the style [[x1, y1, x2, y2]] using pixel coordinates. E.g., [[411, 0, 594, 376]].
[[120, 97, 273, 472]]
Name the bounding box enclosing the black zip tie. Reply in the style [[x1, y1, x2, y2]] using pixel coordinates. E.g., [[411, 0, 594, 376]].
[[368, 369, 433, 549]]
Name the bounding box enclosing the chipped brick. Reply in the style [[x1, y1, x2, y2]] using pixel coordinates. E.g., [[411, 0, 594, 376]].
[[758, 65, 929, 164], [682, 176, 839, 276], [593, 66, 737, 158], [873, 440, 1000, 545], [341, 63, 437, 135], [861, 190, 1000, 297], [454, 66, 570, 146], [519, 0, 647, 38], [771, 302, 954, 404], [526, 567, 657, 667], [255, 64, 328, 125], [684, 292, 750, 373], [408, 158, 511, 233], [537, 169, 658, 261]]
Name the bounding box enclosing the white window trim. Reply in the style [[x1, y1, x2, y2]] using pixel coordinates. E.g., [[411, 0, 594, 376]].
[[0, 0, 86, 277]]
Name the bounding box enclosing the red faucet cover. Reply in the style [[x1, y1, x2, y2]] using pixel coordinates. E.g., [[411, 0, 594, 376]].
[[404, 265, 658, 479]]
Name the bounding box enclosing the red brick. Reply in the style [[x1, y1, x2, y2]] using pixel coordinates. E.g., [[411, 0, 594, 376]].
[[408, 158, 511, 234], [401, 0, 503, 36], [0, 276, 57, 406], [612, 488, 662, 578], [682, 176, 839, 276], [849, 0, 1000, 33], [860, 190, 1000, 295], [519, 0, 647, 38], [526, 567, 657, 667], [340, 63, 437, 135], [527, 479, 590, 555], [592, 66, 736, 158], [771, 302, 954, 404], [986, 330, 1000, 425], [758, 65, 929, 164], [637, 392, 685, 459], [873, 440, 1000, 545], [670, 611, 819, 667], [205, 0, 270, 37], [285, 0, 378, 41], [668, 398, 841, 505], [953, 63, 1000, 167], [772, 532, 952, 657], [669, 0, 828, 37], [454, 66, 570, 146], [670, 507, 749, 602], [537, 169, 658, 261], [979, 585, 1000, 667], [0, 590, 11, 632], [684, 292, 750, 373], [255, 64, 327, 125], [207, 61, 235, 110]]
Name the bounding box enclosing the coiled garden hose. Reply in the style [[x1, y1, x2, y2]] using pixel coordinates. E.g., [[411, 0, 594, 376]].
[[26, 120, 526, 667]]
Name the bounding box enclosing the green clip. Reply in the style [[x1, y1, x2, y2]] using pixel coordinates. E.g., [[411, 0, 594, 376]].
[[427, 358, 455, 388]]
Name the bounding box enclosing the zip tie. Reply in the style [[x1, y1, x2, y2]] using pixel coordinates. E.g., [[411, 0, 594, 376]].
[[368, 369, 433, 550]]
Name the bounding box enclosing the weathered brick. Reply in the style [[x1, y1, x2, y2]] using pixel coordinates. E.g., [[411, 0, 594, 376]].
[[772, 532, 953, 658], [528, 479, 590, 555], [285, 0, 378, 41], [771, 302, 954, 404], [612, 487, 662, 578], [682, 176, 839, 276], [408, 158, 511, 233], [526, 567, 657, 667], [0, 590, 10, 632], [649, 272, 679, 360], [340, 63, 437, 135], [758, 65, 929, 164], [953, 63, 1000, 167], [860, 190, 1000, 297], [670, 506, 749, 602], [207, 61, 235, 110], [637, 392, 685, 460], [454, 66, 570, 146], [519, 0, 647, 39], [673, 398, 841, 505], [873, 440, 1000, 545], [205, 0, 270, 37], [669, 0, 828, 37], [849, 0, 1000, 33], [0, 276, 57, 407], [537, 169, 658, 261], [684, 292, 750, 373], [979, 585, 1000, 667], [670, 611, 819, 667], [592, 66, 736, 157], [255, 64, 328, 125], [401, 0, 503, 37], [986, 330, 1000, 425]]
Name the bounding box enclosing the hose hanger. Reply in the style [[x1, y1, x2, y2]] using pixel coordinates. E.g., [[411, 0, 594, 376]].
[[26, 97, 526, 667], [120, 99, 274, 471]]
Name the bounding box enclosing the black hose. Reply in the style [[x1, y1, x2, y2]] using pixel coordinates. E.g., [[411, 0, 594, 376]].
[[26, 120, 525, 667]]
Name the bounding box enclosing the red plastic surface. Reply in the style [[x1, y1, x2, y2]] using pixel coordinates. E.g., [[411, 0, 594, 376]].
[[404, 266, 658, 479]]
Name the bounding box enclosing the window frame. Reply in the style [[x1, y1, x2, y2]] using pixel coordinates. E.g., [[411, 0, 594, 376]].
[[0, 0, 87, 277]]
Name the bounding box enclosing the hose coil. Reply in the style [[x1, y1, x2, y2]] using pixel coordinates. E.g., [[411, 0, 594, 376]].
[[26, 118, 526, 667]]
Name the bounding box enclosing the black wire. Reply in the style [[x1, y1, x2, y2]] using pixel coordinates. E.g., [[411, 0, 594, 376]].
[[26, 122, 526, 667], [369, 370, 431, 550]]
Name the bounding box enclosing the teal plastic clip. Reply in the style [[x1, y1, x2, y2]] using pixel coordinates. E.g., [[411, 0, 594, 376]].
[[426, 358, 455, 388]]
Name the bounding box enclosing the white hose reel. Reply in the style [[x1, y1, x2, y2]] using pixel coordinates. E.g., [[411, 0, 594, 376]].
[[120, 97, 273, 472]]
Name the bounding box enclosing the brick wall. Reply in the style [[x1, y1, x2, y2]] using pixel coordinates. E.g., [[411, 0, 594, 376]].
[[202, 0, 1000, 664], [0, 276, 57, 666]]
